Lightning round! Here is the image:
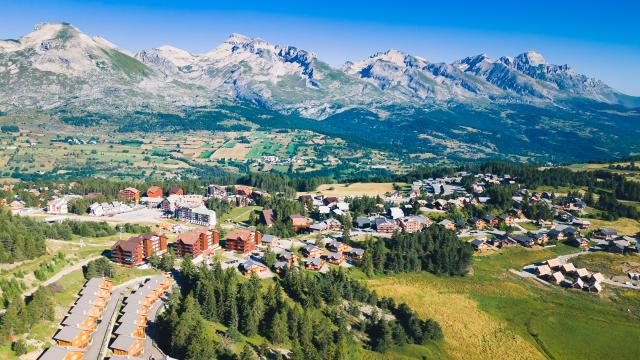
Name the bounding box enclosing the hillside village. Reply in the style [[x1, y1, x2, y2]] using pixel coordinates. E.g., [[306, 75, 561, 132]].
[[0, 161, 639, 359]]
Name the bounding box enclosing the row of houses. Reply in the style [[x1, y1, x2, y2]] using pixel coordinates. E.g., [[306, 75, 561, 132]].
[[109, 275, 172, 357], [41, 278, 114, 360], [355, 214, 432, 233], [535, 259, 605, 293]]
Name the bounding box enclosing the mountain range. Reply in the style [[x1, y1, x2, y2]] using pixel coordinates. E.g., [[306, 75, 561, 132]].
[[1, 23, 639, 162]]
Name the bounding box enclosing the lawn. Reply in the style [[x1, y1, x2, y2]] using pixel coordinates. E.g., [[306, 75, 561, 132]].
[[221, 206, 263, 222], [588, 217, 640, 235], [572, 252, 640, 277], [198, 150, 214, 159], [298, 182, 400, 198], [364, 246, 640, 360]]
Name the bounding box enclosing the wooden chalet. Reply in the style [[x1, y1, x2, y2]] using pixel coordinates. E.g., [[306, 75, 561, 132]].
[[327, 252, 345, 265], [110, 335, 144, 357], [305, 257, 325, 271], [119, 187, 140, 202], [38, 346, 84, 360], [290, 215, 311, 232], [145, 186, 163, 198], [53, 326, 91, 348]]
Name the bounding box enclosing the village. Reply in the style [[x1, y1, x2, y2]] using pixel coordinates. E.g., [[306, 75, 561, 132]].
[[0, 166, 639, 360]]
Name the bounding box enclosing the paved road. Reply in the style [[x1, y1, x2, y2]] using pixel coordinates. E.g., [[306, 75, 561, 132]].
[[142, 298, 169, 360]]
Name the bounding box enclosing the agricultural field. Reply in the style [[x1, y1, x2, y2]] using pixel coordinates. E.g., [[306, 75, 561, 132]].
[[572, 252, 640, 278], [588, 217, 640, 235], [298, 182, 401, 198], [363, 246, 640, 360], [0, 115, 410, 179]]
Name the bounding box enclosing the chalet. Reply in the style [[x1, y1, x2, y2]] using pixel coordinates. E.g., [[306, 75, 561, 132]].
[[574, 268, 591, 280], [302, 245, 324, 258], [120, 302, 148, 316], [438, 219, 456, 230], [235, 185, 253, 196], [547, 229, 565, 241], [589, 281, 603, 293], [560, 263, 576, 274], [75, 293, 107, 311], [261, 234, 278, 247], [571, 278, 585, 289], [376, 218, 399, 233], [594, 228, 618, 240], [327, 241, 349, 253], [146, 186, 163, 198], [110, 335, 144, 357], [572, 219, 591, 229], [38, 347, 84, 360], [490, 236, 516, 248], [310, 218, 342, 232], [470, 239, 490, 252], [207, 184, 227, 198], [119, 187, 140, 202], [535, 265, 552, 276], [323, 197, 339, 206], [114, 322, 146, 339], [305, 257, 325, 271], [531, 232, 549, 245], [169, 187, 184, 196], [546, 258, 561, 269], [290, 215, 311, 232], [53, 326, 91, 348], [570, 237, 590, 251], [261, 209, 276, 228], [62, 311, 97, 331], [124, 294, 153, 308], [118, 311, 147, 327], [511, 235, 534, 247], [350, 248, 365, 260], [608, 239, 630, 254], [355, 216, 371, 229], [84, 277, 113, 292], [278, 251, 299, 266], [469, 217, 487, 230], [327, 252, 345, 265], [69, 301, 102, 319], [47, 197, 68, 214], [591, 272, 606, 284], [508, 208, 525, 220], [498, 214, 516, 226], [298, 194, 313, 203], [225, 229, 261, 254], [398, 215, 431, 233], [549, 271, 565, 284], [484, 215, 499, 226], [274, 261, 288, 273], [389, 207, 404, 220], [239, 259, 268, 276]]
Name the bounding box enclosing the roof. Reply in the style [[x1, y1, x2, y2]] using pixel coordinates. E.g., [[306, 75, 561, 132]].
[[470, 239, 486, 247], [591, 272, 605, 282], [62, 312, 92, 327], [114, 322, 142, 336], [112, 236, 141, 253], [118, 311, 144, 324], [596, 228, 618, 236], [262, 234, 277, 243], [120, 302, 145, 314], [536, 265, 552, 275], [226, 229, 254, 242], [561, 263, 576, 272], [110, 335, 138, 351], [575, 268, 590, 277], [438, 219, 453, 226], [262, 209, 275, 226], [84, 277, 108, 289], [327, 252, 343, 260], [176, 230, 204, 245], [511, 236, 533, 244], [53, 326, 84, 342], [306, 257, 323, 266], [351, 248, 365, 256], [303, 245, 320, 253], [546, 258, 561, 268], [38, 347, 77, 360], [239, 259, 266, 271], [279, 251, 295, 260], [192, 207, 216, 216]]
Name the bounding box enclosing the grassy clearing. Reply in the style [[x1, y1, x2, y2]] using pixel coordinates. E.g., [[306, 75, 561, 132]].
[[588, 217, 640, 235], [519, 222, 540, 231], [364, 246, 640, 360], [298, 182, 400, 198], [221, 206, 263, 222], [572, 252, 640, 277]]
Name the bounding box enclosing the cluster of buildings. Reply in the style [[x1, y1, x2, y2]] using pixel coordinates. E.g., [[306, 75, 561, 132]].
[[109, 275, 172, 357], [45, 195, 82, 214], [355, 212, 432, 234], [111, 233, 169, 266], [42, 278, 114, 360], [89, 201, 139, 217], [535, 259, 605, 293]]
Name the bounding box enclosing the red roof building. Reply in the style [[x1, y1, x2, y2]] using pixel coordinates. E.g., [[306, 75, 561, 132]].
[[169, 187, 184, 196], [146, 186, 163, 198], [175, 229, 219, 259], [225, 229, 262, 254], [290, 215, 311, 232], [111, 232, 168, 266]]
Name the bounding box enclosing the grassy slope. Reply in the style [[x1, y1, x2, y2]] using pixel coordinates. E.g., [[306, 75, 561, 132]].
[[365, 247, 640, 360]]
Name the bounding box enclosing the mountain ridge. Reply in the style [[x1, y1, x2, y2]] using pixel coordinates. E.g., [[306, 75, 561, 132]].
[[1, 22, 638, 117]]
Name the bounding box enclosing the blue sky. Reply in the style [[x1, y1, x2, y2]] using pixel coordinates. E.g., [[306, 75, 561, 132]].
[[1, 0, 639, 95]]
